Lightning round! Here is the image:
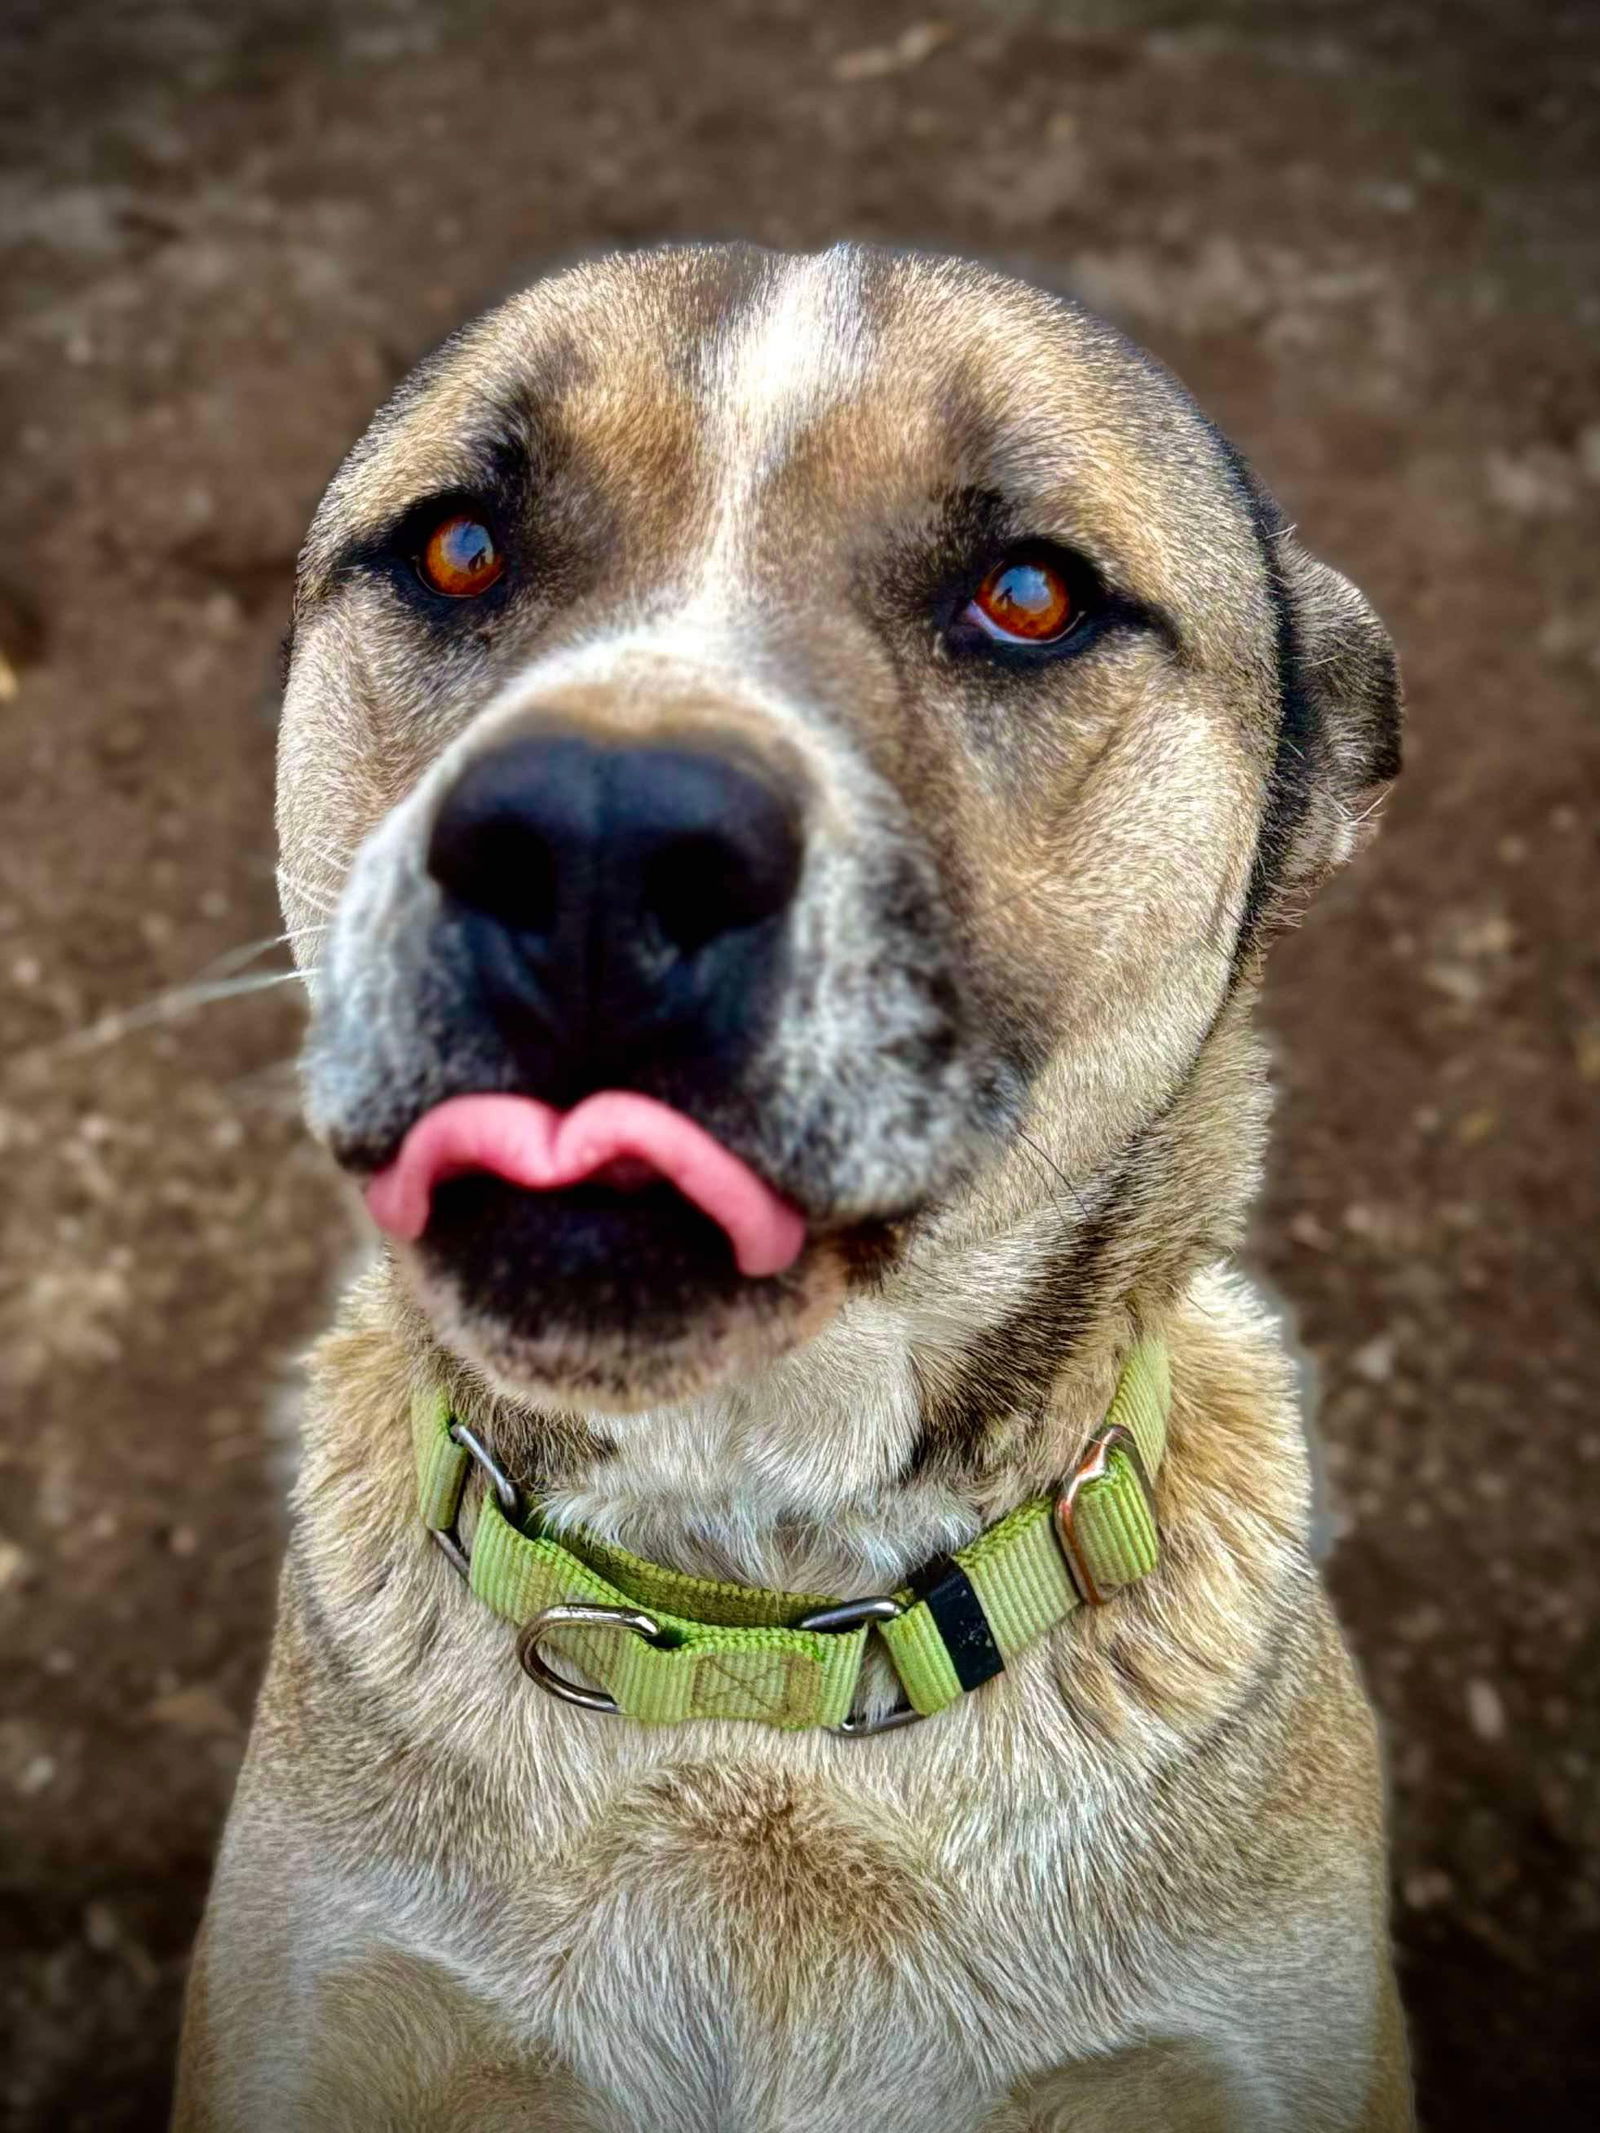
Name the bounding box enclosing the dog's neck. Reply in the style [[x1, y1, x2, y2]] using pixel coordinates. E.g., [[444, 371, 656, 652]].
[[409, 997, 1268, 1601]]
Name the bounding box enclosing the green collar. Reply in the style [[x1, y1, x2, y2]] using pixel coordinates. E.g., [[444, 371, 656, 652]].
[[415, 1337, 1169, 1735]]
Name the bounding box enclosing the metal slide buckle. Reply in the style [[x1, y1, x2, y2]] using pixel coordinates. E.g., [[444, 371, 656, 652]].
[[795, 1593, 925, 1737], [428, 1421, 521, 1578], [1053, 1422, 1156, 1607], [517, 1602, 666, 1713]]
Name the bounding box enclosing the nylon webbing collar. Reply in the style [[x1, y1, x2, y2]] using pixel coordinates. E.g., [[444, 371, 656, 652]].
[[414, 1338, 1169, 1734]]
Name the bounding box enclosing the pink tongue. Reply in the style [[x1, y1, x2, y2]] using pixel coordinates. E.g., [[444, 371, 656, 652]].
[[363, 1092, 806, 1279]]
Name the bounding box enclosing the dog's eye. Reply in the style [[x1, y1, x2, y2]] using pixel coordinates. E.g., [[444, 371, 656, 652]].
[[964, 558, 1076, 644], [418, 514, 504, 598]]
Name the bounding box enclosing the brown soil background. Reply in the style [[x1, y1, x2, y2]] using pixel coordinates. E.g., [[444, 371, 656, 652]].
[[1, 2, 1596, 2125]]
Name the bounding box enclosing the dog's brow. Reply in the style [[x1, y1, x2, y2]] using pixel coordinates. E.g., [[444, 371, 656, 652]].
[[312, 422, 538, 589]]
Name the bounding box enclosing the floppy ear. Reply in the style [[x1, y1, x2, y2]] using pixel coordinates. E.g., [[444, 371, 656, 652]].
[[1243, 536, 1402, 939]]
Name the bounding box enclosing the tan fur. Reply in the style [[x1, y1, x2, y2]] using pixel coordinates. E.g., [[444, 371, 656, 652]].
[[178, 244, 1410, 2130]]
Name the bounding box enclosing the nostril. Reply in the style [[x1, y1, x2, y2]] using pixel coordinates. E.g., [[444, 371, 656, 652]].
[[643, 824, 800, 954], [428, 791, 561, 935], [445, 814, 563, 934]]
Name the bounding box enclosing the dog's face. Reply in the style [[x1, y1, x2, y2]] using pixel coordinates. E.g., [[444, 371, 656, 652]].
[[283, 244, 1397, 1412]]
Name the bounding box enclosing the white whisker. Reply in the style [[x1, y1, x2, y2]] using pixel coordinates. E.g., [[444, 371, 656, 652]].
[[194, 927, 328, 985], [298, 837, 355, 880], [11, 967, 316, 1068], [276, 870, 338, 918]]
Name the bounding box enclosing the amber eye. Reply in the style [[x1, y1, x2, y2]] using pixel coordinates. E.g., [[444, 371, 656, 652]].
[[965, 557, 1076, 644], [419, 513, 504, 598]]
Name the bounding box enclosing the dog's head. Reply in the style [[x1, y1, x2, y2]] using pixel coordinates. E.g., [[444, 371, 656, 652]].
[[284, 244, 1398, 1411]]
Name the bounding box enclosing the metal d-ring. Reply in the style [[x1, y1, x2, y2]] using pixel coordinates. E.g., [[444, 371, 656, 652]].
[[428, 1420, 522, 1579], [517, 1602, 667, 1713], [795, 1593, 926, 1737]]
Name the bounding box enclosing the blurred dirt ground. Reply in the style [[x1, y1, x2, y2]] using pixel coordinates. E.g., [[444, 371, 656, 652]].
[[1, 2, 1597, 2126]]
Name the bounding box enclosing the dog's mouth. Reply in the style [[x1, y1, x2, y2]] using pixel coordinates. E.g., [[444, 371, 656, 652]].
[[364, 1091, 807, 1279], [356, 1090, 831, 1401]]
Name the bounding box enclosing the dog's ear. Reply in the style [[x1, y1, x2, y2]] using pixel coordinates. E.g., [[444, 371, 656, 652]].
[[1245, 536, 1402, 935], [1280, 540, 1403, 799]]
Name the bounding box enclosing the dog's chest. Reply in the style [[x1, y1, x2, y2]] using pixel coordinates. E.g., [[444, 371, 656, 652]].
[[365, 1747, 1165, 2132]]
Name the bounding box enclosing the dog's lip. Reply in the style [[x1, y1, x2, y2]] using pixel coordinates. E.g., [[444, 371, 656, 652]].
[[362, 1091, 808, 1279]]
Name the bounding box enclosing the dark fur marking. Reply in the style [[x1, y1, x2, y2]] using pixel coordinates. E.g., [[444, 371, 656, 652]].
[[904, 1180, 1123, 1481], [470, 1394, 617, 1493], [1206, 433, 1398, 960], [1208, 440, 1317, 962], [834, 1217, 905, 1294], [284, 1539, 368, 1701]]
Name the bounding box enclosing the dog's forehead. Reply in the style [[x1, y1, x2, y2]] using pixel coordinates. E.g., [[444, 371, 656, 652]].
[[309, 245, 1264, 632]]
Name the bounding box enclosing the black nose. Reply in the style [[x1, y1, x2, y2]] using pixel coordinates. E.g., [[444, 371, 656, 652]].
[[426, 733, 804, 1099]]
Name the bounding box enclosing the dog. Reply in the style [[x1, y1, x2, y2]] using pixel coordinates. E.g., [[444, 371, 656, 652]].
[[174, 242, 1410, 2131]]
